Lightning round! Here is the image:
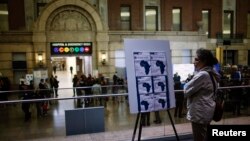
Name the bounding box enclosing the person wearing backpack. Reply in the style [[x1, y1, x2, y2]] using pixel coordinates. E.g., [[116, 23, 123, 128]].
[[183, 48, 221, 141]]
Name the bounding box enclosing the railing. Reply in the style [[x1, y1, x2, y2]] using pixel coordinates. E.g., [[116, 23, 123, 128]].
[[0, 85, 249, 141]]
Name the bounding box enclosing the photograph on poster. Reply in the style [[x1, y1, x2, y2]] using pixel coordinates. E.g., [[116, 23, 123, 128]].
[[153, 76, 167, 93], [137, 76, 152, 94], [150, 52, 167, 75], [134, 51, 169, 112], [153, 93, 167, 110], [139, 94, 154, 111], [134, 52, 151, 76]]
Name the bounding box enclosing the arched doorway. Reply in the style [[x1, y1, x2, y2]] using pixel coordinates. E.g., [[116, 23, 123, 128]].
[[32, 0, 109, 78]]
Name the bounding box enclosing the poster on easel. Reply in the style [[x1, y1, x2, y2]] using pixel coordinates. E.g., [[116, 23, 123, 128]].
[[125, 39, 175, 114], [25, 74, 34, 85]]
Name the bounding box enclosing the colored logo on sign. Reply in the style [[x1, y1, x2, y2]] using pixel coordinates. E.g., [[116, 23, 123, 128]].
[[64, 47, 69, 52], [85, 47, 90, 52], [75, 47, 80, 52], [51, 43, 92, 55], [59, 47, 64, 53], [53, 47, 90, 53]]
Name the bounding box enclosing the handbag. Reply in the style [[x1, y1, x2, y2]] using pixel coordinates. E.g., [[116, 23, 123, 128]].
[[208, 72, 224, 122]]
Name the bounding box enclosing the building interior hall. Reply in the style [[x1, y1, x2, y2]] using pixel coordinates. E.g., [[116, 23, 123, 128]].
[[0, 68, 189, 140], [1, 0, 250, 140], [0, 68, 250, 141]]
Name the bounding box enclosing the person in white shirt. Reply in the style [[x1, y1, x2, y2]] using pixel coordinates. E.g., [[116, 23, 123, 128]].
[[184, 48, 221, 141]]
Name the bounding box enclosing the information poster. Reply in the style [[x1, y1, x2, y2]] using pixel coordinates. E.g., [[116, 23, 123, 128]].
[[25, 74, 34, 85], [125, 39, 175, 114], [19, 74, 33, 85]]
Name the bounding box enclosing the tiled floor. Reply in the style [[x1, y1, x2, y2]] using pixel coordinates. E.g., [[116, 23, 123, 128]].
[[0, 70, 249, 141]]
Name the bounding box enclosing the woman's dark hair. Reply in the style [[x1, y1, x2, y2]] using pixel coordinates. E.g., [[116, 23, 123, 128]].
[[196, 48, 218, 67]]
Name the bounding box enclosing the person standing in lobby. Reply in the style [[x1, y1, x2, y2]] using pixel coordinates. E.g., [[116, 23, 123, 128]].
[[70, 66, 73, 75], [230, 65, 242, 115], [53, 65, 57, 74], [62, 63, 65, 71], [183, 48, 221, 141], [72, 74, 78, 97], [19, 81, 32, 121], [53, 76, 59, 97], [174, 81, 184, 118]]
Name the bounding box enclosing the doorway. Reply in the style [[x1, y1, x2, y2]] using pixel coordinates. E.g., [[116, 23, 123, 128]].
[[51, 56, 92, 77]]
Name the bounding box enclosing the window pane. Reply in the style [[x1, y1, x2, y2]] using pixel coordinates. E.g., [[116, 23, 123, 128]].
[[223, 11, 233, 37], [223, 50, 237, 65], [14, 70, 27, 85], [12, 53, 26, 61], [172, 8, 181, 31], [121, 7, 130, 21], [202, 10, 210, 36], [145, 7, 157, 31], [115, 51, 125, 68], [171, 50, 191, 64], [0, 3, 8, 31], [120, 6, 131, 30]]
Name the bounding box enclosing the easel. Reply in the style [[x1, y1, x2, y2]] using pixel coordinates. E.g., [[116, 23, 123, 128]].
[[132, 110, 180, 141]]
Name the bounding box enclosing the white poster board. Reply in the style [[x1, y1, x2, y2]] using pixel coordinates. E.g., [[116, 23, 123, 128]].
[[25, 74, 34, 85], [19, 74, 33, 85], [33, 69, 48, 89], [19, 78, 26, 85], [125, 39, 175, 114]]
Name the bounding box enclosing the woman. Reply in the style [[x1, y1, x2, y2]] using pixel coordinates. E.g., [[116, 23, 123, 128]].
[[184, 48, 220, 141]]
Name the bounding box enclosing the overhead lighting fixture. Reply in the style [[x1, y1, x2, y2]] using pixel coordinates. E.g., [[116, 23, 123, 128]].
[[101, 51, 107, 65]]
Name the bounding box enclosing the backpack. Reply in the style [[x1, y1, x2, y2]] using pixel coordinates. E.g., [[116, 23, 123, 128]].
[[208, 72, 224, 122]]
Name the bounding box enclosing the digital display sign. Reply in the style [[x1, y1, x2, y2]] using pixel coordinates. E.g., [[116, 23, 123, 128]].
[[51, 42, 92, 55]]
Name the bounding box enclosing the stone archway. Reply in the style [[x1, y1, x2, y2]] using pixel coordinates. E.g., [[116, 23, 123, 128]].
[[33, 0, 109, 75], [45, 5, 96, 32]]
